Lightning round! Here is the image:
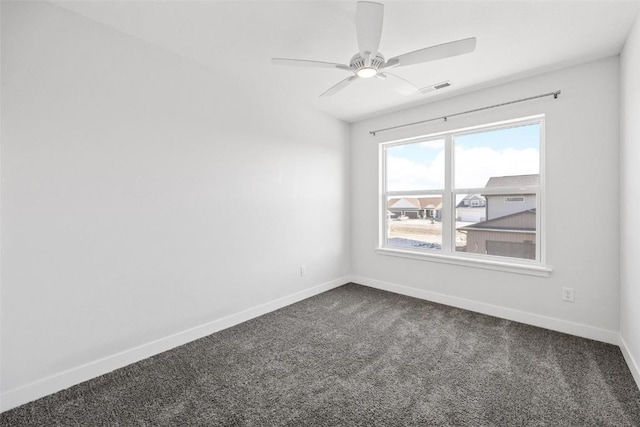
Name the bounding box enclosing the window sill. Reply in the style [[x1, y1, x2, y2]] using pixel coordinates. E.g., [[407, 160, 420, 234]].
[[375, 247, 552, 277]]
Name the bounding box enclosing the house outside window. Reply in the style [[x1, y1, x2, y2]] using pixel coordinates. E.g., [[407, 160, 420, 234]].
[[380, 115, 546, 271], [504, 196, 526, 203]]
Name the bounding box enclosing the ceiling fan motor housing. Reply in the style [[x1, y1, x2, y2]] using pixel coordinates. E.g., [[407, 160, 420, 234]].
[[350, 53, 385, 72]]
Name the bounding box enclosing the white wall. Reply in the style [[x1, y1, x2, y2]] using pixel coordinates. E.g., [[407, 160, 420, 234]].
[[620, 14, 640, 386], [2, 0, 637, 413], [0, 1, 350, 409], [351, 57, 621, 343]]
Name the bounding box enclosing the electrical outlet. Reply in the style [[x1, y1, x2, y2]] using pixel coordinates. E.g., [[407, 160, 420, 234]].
[[562, 287, 575, 302], [300, 265, 307, 277]]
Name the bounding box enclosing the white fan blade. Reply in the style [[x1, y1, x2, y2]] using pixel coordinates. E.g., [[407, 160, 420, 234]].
[[320, 76, 357, 97], [388, 37, 476, 68], [379, 58, 399, 71], [356, 1, 384, 60], [272, 58, 352, 72], [381, 72, 419, 95]]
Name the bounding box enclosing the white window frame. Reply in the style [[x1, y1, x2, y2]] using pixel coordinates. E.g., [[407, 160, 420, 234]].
[[377, 115, 550, 277]]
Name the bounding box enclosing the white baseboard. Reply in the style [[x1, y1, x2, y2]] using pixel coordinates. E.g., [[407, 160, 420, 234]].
[[3, 276, 630, 413], [619, 335, 640, 390], [0, 277, 348, 413], [349, 275, 620, 345]]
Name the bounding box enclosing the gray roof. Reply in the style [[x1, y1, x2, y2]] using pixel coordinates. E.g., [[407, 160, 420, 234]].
[[485, 174, 539, 188], [457, 209, 537, 232], [388, 197, 443, 210]]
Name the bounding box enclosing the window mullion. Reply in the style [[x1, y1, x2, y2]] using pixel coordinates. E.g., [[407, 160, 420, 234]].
[[537, 120, 546, 264], [380, 145, 387, 248], [442, 135, 454, 253]]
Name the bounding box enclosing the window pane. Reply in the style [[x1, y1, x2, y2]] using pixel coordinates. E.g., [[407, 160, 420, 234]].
[[386, 196, 442, 250], [386, 139, 445, 191], [456, 193, 537, 260], [454, 124, 540, 189], [454, 193, 487, 252]]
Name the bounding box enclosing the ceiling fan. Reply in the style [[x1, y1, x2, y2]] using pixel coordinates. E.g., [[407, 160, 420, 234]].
[[272, 1, 476, 97]]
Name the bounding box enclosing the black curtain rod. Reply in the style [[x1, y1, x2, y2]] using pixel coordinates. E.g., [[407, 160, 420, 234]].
[[369, 90, 561, 136]]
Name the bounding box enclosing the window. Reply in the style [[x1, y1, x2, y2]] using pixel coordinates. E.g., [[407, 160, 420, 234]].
[[380, 116, 547, 273], [504, 196, 525, 203]]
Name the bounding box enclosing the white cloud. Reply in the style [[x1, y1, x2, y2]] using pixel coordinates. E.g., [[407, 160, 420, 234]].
[[387, 146, 539, 191], [419, 139, 446, 149], [387, 150, 445, 191], [455, 147, 539, 188]]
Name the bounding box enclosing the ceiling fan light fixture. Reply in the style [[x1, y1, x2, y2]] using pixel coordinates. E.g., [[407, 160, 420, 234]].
[[357, 67, 378, 78]]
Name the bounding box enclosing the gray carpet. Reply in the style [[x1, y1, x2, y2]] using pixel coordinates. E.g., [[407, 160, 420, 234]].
[[2, 283, 640, 426]]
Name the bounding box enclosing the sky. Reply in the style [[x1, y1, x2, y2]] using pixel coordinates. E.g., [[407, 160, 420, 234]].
[[386, 123, 540, 192]]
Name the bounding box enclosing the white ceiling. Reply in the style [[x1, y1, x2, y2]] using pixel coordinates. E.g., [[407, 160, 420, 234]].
[[53, 0, 640, 123]]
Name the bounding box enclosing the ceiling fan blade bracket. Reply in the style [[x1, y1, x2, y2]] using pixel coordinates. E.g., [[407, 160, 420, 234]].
[[271, 58, 352, 71], [379, 58, 399, 70], [364, 52, 372, 67], [336, 64, 355, 72]]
